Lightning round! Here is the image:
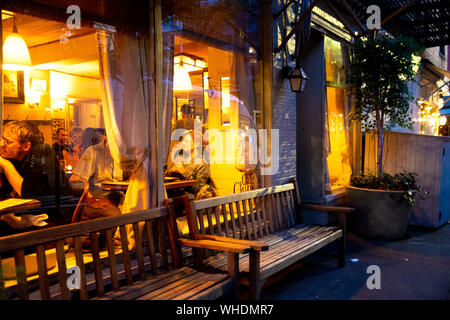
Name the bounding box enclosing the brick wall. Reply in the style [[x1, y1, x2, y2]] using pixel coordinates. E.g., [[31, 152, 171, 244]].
[[271, 68, 297, 185]]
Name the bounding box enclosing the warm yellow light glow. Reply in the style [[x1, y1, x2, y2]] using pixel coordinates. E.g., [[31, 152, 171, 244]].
[[174, 54, 207, 72], [52, 99, 66, 111], [440, 116, 447, 126], [28, 89, 42, 107], [27, 79, 46, 108], [173, 64, 192, 91], [30, 79, 47, 91], [2, 27, 31, 70], [221, 77, 231, 126]]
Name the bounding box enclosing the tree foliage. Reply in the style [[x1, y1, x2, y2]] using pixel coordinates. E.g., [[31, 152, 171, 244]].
[[349, 35, 422, 130], [349, 34, 422, 176]]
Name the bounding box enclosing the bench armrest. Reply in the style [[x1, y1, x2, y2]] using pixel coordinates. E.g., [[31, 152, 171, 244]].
[[300, 204, 355, 214], [197, 234, 269, 251], [177, 238, 250, 254]]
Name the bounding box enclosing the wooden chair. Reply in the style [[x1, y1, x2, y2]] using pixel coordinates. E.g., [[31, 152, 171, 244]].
[[70, 179, 90, 223], [0, 201, 250, 300]]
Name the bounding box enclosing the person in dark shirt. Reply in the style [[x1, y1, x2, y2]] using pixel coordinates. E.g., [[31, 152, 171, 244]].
[[175, 104, 195, 131], [52, 127, 69, 161], [0, 121, 75, 236]]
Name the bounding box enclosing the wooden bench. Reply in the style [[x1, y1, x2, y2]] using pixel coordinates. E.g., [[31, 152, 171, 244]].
[[0, 201, 251, 300], [178, 179, 355, 299]]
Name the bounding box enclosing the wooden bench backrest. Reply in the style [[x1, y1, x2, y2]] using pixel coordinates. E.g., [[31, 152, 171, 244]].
[[0, 206, 176, 300], [185, 181, 301, 242]]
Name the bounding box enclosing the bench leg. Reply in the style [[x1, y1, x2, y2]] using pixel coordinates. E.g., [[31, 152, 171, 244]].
[[338, 235, 345, 268], [338, 213, 346, 268], [249, 250, 261, 300], [228, 252, 240, 299]]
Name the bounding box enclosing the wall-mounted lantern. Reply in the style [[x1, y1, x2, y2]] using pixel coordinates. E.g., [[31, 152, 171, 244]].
[[288, 66, 309, 93]]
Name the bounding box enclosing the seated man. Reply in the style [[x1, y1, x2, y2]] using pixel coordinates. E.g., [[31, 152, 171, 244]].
[[62, 126, 83, 168], [52, 128, 69, 161], [167, 162, 217, 200], [71, 137, 130, 222], [166, 129, 217, 200], [175, 104, 195, 131], [0, 121, 74, 237]]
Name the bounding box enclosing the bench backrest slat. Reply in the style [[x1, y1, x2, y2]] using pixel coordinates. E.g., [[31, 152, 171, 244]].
[[14, 249, 28, 300], [36, 244, 50, 300], [185, 182, 300, 255], [0, 205, 178, 300], [56, 239, 71, 300], [73, 236, 89, 299], [105, 228, 120, 290], [193, 183, 296, 210], [0, 207, 168, 252]]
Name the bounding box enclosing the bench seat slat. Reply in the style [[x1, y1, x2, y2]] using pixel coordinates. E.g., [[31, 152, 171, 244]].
[[204, 224, 316, 269], [204, 225, 342, 279], [93, 267, 230, 300], [147, 273, 230, 300]]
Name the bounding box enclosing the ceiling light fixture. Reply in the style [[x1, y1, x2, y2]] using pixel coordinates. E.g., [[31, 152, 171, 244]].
[[2, 13, 32, 70]]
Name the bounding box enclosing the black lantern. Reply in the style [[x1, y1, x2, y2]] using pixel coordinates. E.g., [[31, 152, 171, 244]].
[[288, 66, 309, 92]]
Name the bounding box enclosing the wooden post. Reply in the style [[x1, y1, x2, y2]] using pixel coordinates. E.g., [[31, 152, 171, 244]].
[[228, 252, 240, 299], [149, 0, 164, 207], [164, 199, 183, 268], [0, 18, 3, 133], [261, 0, 273, 189], [249, 250, 261, 300], [14, 249, 28, 300], [338, 212, 346, 268]]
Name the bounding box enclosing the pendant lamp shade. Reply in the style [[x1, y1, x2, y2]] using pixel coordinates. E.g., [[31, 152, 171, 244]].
[[2, 17, 31, 71], [173, 62, 192, 91]]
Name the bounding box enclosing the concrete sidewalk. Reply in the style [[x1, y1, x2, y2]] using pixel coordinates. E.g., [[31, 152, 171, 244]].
[[260, 223, 450, 300]]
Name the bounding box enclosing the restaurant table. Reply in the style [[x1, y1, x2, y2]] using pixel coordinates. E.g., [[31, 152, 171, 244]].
[[164, 179, 198, 190], [100, 181, 130, 191], [101, 180, 199, 191], [0, 198, 41, 215]]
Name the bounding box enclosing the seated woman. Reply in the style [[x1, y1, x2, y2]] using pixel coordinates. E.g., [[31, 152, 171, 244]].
[[70, 137, 131, 221]]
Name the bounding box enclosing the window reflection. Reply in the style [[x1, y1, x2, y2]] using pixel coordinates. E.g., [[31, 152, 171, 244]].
[[324, 37, 352, 192]]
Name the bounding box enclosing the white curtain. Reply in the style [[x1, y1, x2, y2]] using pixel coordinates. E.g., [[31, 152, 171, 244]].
[[162, 33, 174, 168], [97, 29, 152, 248]]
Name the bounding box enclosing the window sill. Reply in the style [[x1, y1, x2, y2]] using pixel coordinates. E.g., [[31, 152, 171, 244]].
[[323, 187, 348, 205]]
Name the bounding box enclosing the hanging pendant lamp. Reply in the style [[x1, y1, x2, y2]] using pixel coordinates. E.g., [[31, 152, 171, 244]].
[[173, 37, 192, 91], [173, 60, 193, 91], [2, 15, 32, 71]]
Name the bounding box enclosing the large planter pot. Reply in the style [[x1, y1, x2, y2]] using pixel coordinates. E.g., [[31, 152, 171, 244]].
[[345, 185, 414, 240]]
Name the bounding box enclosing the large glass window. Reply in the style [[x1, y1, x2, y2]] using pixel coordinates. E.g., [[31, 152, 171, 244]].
[[1, 2, 150, 242], [162, 0, 263, 199], [324, 36, 352, 192]]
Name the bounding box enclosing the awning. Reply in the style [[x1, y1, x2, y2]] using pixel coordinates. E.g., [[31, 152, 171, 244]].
[[342, 0, 450, 48]]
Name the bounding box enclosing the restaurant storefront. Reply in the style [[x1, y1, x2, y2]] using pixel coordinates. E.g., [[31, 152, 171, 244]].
[[0, 0, 284, 242], [0, 0, 365, 235]]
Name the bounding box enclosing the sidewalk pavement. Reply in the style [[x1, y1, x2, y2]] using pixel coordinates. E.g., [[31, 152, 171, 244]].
[[260, 223, 450, 300]]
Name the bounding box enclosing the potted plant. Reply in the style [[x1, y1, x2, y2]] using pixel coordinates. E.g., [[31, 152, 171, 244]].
[[346, 34, 423, 239]]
